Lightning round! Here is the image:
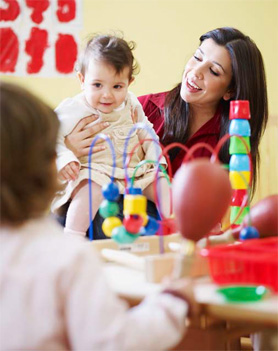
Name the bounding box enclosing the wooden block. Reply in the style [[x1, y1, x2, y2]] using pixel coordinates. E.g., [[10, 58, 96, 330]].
[[145, 252, 209, 283], [101, 249, 145, 270], [91, 233, 182, 256], [145, 253, 176, 283]]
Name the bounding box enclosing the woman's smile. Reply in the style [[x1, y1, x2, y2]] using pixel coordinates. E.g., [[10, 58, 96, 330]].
[[186, 78, 202, 92]]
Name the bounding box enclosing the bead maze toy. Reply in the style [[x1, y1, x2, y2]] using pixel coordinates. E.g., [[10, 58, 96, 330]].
[[88, 122, 166, 246]]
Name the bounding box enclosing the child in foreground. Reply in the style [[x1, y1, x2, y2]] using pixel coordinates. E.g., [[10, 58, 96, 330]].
[[52, 34, 169, 237], [0, 82, 197, 350]]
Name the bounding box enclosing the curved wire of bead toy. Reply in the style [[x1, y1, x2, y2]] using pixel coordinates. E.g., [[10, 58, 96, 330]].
[[124, 137, 168, 220], [154, 142, 189, 253], [123, 122, 161, 188], [88, 133, 117, 241], [131, 160, 170, 218]]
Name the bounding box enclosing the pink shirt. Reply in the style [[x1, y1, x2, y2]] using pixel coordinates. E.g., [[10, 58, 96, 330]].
[[138, 92, 221, 175], [0, 217, 188, 350]]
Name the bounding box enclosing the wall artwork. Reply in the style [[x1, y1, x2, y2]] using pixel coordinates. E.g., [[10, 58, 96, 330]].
[[0, 0, 82, 76]]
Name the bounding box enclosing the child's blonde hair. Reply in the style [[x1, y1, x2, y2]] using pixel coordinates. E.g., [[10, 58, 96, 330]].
[[0, 82, 60, 226], [77, 33, 139, 80]]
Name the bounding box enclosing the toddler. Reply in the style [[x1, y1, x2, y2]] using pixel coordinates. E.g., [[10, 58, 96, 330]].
[[0, 82, 196, 350], [52, 34, 169, 237]]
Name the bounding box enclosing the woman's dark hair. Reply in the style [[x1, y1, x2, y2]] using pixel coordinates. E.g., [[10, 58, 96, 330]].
[[78, 33, 139, 80], [0, 82, 60, 226], [162, 27, 268, 196]]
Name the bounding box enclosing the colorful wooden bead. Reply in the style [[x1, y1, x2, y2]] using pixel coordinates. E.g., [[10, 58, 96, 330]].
[[112, 225, 139, 244], [99, 200, 119, 218], [229, 100, 250, 120], [229, 120, 251, 136], [231, 189, 248, 207], [126, 187, 142, 195], [229, 154, 250, 172], [123, 215, 144, 234], [141, 216, 159, 236], [102, 182, 120, 201], [141, 212, 148, 226], [229, 171, 251, 189], [229, 136, 250, 154], [102, 216, 122, 237], [160, 217, 178, 235], [239, 226, 260, 240], [230, 206, 250, 225], [123, 194, 147, 216]]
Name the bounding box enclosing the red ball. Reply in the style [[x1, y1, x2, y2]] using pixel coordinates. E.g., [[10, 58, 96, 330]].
[[243, 195, 278, 237], [123, 215, 144, 234], [172, 159, 232, 242]]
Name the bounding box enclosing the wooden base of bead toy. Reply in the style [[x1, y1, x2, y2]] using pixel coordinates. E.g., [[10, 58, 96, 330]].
[[91, 233, 209, 283]]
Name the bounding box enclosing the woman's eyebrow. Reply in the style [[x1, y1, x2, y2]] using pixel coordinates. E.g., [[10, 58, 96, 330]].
[[198, 47, 226, 73]]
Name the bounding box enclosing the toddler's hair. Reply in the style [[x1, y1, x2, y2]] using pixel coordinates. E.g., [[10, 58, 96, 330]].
[[0, 82, 60, 226], [77, 33, 139, 80]]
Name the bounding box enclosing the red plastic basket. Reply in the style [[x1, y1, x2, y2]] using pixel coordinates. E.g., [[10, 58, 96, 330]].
[[201, 237, 278, 292]]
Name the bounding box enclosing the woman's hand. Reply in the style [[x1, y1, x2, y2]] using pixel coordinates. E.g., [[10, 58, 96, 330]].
[[58, 161, 80, 181], [65, 114, 110, 158]]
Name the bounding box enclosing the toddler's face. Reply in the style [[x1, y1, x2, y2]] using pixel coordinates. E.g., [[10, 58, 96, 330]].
[[78, 59, 132, 114]]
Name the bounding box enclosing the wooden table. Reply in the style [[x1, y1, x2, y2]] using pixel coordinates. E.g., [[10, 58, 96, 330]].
[[104, 263, 278, 350]]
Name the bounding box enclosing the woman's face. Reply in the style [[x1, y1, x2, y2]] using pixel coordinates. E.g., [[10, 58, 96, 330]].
[[180, 38, 233, 109]]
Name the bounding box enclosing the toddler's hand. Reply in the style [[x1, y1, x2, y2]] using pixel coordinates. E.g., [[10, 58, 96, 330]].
[[58, 162, 80, 181]]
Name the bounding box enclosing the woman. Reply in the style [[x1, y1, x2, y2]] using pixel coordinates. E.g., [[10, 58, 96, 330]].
[[63, 27, 268, 236], [142, 27, 267, 187]]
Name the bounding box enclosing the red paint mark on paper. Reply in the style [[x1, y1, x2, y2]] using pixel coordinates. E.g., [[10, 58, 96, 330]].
[[0, 27, 19, 72], [26, 0, 49, 24], [56, 0, 76, 22], [0, 0, 20, 21], [25, 27, 48, 74], [55, 34, 77, 73]]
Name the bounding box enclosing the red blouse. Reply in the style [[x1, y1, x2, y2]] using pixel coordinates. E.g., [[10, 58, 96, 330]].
[[138, 92, 221, 175]]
